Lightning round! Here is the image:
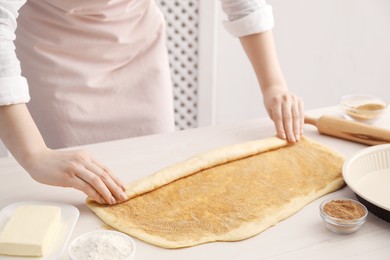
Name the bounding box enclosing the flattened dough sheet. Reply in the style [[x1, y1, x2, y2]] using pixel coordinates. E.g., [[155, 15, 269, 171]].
[[87, 137, 345, 248]]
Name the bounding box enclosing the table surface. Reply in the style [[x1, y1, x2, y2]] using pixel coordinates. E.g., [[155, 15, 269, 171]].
[[1, 106, 390, 260]]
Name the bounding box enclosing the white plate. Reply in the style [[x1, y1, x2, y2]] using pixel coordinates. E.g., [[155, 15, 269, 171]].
[[0, 201, 79, 260], [343, 144, 390, 211]]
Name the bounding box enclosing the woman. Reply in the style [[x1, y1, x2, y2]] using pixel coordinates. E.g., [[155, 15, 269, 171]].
[[0, 0, 304, 205]]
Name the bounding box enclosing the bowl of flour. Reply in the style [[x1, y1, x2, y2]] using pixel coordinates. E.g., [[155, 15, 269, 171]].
[[68, 230, 136, 260]]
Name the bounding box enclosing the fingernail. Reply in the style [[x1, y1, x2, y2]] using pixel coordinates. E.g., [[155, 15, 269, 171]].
[[110, 196, 116, 205], [281, 133, 286, 139], [120, 192, 127, 201], [122, 185, 127, 192], [295, 134, 300, 141]]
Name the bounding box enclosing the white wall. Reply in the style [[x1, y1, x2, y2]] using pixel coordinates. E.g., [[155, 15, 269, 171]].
[[212, 0, 390, 125]]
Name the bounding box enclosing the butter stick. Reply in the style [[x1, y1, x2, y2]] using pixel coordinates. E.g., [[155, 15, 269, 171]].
[[0, 205, 61, 256]]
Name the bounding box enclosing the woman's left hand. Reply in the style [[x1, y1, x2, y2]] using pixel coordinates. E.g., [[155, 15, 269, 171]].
[[238, 31, 304, 142], [263, 86, 304, 143]]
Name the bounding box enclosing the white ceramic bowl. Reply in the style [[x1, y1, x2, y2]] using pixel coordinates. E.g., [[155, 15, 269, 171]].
[[343, 144, 390, 222], [68, 230, 136, 260], [340, 94, 387, 123]]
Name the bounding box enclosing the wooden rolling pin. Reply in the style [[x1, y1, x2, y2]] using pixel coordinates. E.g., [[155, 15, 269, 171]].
[[304, 115, 390, 146]]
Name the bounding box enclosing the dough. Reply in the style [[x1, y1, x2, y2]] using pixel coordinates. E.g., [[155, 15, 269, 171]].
[[87, 137, 345, 248]]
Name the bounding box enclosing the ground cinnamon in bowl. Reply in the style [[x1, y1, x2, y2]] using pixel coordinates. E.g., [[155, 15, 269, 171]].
[[319, 198, 368, 234], [347, 103, 386, 121], [356, 103, 386, 111], [323, 199, 366, 220]]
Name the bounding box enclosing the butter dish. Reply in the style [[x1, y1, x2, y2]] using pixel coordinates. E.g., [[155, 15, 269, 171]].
[[0, 201, 79, 260]]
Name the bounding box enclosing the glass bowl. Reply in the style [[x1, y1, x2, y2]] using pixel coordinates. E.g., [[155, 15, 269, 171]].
[[340, 94, 387, 123], [68, 230, 136, 260], [319, 198, 368, 234]]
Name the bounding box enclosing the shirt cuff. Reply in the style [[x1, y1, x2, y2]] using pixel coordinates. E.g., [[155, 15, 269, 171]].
[[223, 5, 274, 38], [0, 76, 30, 105]]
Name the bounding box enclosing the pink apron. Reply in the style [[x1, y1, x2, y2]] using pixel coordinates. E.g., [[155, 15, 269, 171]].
[[15, 0, 174, 148]]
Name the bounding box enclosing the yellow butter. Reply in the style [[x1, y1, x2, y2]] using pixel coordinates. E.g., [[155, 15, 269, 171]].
[[0, 205, 61, 256]]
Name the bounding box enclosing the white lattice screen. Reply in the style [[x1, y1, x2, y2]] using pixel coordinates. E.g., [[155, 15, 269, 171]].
[[155, 0, 200, 130]]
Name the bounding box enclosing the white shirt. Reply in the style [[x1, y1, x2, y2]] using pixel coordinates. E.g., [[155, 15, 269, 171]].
[[0, 0, 274, 106]]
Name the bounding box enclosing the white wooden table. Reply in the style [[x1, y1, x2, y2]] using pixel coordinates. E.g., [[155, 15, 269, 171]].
[[1, 106, 389, 260]]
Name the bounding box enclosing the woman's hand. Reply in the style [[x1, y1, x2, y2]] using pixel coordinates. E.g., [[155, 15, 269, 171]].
[[239, 31, 305, 142], [23, 148, 127, 205], [0, 104, 126, 205], [263, 86, 304, 143]]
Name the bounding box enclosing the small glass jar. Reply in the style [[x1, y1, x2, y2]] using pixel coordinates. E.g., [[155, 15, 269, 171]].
[[319, 198, 368, 234]]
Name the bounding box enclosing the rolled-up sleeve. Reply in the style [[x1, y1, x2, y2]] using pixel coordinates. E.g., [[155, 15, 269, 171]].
[[0, 0, 29, 106], [220, 0, 274, 37]]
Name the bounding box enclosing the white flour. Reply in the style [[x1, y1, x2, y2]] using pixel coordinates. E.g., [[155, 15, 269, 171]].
[[69, 231, 134, 260]]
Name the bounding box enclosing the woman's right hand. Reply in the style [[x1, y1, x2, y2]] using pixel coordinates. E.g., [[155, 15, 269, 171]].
[[0, 104, 127, 205], [23, 148, 128, 205]]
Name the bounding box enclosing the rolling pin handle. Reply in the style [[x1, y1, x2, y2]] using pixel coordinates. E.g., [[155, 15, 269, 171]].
[[304, 116, 318, 127]]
